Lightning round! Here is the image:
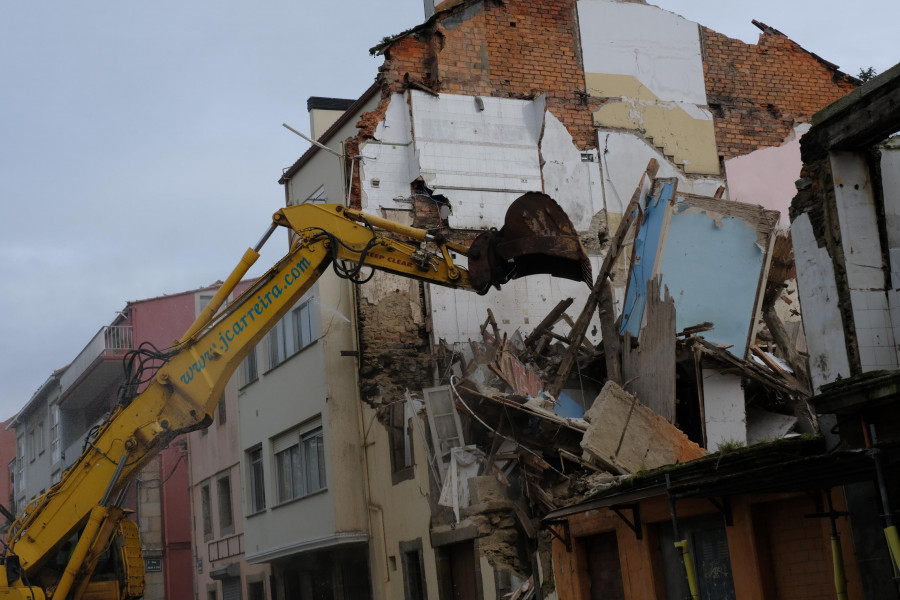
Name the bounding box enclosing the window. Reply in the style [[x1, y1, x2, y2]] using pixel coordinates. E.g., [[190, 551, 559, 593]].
[[389, 400, 414, 484], [200, 484, 212, 540], [248, 580, 265, 600], [217, 398, 227, 426], [50, 406, 60, 463], [198, 292, 215, 316], [51, 470, 61, 484], [217, 476, 234, 536], [247, 447, 266, 513], [27, 430, 35, 463], [241, 349, 258, 386], [16, 437, 25, 492], [267, 300, 316, 370], [400, 540, 427, 600], [273, 424, 326, 503], [37, 422, 45, 455]]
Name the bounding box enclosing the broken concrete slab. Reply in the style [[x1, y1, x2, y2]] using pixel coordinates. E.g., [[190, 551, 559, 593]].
[[580, 381, 706, 474]]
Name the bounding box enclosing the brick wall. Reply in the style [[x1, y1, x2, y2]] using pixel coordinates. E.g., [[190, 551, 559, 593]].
[[702, 27, 856, 159], [760, 495, 861, 599], [375, 0, 595, 148]]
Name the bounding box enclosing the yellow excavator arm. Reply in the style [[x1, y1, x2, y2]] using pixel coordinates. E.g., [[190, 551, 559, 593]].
[[3, 198, 589, 600]]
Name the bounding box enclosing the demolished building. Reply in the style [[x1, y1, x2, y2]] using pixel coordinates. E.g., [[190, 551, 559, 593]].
[[247, 1, 867, 599]]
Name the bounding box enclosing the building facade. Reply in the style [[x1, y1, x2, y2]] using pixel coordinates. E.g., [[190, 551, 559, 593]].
[[248, 1, 858, 599]]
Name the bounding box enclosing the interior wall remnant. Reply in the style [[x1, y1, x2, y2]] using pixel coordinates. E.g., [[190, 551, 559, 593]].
[[882, 139, 900, 350], [790, 212, 852, 392], [411, 91, 545, 230], [619, 183, 779, 357], [701, 369, 746, 450], [359, 93, 417, 211], [578, 0, 720, 175], [594, 132, 724, 219], [539, 110, 604, 231], [830, 151, 898, 372], [428, 257, 603, 348], [724, 124, 810, 225]]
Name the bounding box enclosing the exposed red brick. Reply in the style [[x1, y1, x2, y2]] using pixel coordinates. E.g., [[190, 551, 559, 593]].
[[701, 27, 857, 159]]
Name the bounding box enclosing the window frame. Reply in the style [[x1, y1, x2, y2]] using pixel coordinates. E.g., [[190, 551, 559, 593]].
[[247, 446, 266, 514], [266, 299, 317, 372], [200, 483, 213, 541], [273, 422, 326, 505], [216, 475, 234, 537], [241, 348, 258, 388]]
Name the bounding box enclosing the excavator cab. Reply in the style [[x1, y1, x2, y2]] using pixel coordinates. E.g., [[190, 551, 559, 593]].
[[467, 192, 592, 294]]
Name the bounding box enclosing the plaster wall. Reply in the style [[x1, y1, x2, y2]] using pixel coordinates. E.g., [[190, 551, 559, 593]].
[[360, 93, 417, 213], [724, 125, 808, 224], [239, 282, 336, 561], [791, 213, 852, 391], [578, 0, 719, 175], [620, 188, 771, 356], [701, 369, 746, 451], [429, 256, 602, 348], [411, 92, 544, 229], [595, 132, 723, 217], [831, 151, 898, 371], [880, 141, 900, 356], [361, 401, 441, 600]]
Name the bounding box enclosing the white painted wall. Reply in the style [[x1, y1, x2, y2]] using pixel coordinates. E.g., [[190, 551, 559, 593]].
[[791, 213, 852, 391], [831, 151, 898, 371], [596, 132, 723, 216], [429, 256, 603, 348], [701, 369, 746, 451], [881, 140, 900, 356], [577, 0, 706, 106]]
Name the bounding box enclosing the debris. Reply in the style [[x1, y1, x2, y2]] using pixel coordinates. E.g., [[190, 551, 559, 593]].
[[580, 381, 706, 474]]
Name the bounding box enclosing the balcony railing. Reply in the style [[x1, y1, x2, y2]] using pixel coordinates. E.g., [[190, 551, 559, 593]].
[[60, 326, 133, 393], [208, 533, 244, 561]]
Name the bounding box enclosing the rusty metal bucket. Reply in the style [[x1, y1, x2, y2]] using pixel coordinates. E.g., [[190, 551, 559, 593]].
[[468, 192, 592, 294]]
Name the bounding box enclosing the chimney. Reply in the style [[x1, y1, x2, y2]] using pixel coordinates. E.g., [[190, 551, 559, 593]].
[[306, 97, 356, 141]]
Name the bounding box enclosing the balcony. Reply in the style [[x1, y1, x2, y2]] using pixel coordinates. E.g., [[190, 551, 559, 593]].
[[208, 533, 244, 562], [59, 326, 133, 410]]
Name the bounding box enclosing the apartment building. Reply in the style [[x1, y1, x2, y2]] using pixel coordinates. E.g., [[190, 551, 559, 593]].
[[11, 284, 231, 600], [241, 1, 858, 598], [187, 279, 272, 600]]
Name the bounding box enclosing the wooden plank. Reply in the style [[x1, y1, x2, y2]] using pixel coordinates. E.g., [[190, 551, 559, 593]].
[[621, 275, 676, 422], [598, 278, 622, 385], [524, 298, 573, 347], [549, 160, 658, 397]]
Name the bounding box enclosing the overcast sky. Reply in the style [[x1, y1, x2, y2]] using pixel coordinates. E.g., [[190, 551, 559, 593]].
[[1, 1, 896, 421]]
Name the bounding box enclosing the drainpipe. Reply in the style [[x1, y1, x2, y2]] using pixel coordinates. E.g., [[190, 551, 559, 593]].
[[869, 424, 900, 579], [825, 490, 849, 600], [666, 475, 700, 600]]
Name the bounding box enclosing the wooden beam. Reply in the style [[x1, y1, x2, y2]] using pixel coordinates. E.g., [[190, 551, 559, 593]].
[[549, 159, 658, 396]]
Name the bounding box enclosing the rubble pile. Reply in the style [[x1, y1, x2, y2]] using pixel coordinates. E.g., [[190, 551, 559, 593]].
[[420, 165, 815, 582]]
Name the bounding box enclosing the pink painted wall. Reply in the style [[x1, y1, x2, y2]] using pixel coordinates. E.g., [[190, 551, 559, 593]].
[[724, 124, 810, 225], [161, 442, 193, 598], [123, 281, 253, 599], [0, 417, 16, 508]]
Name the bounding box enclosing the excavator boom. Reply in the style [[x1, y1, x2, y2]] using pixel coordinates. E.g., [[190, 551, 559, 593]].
[[4, 195, 588, 599]]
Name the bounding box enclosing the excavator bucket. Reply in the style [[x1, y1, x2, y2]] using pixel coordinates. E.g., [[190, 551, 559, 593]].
[[468, 192, 593, 294]]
